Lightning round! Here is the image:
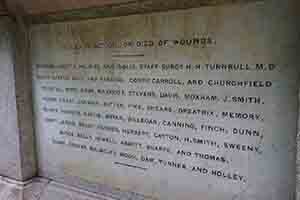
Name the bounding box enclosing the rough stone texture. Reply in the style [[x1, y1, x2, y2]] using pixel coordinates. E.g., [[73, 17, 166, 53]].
[[5, 0, 133, 15], [0, 177, 49, 200], [39, 182, 111, 200], [0, 1, 7, 15], [0, 17, 22, 179], [0, 176, 110, 200], [14, 16, 37, 181], [0, 17, 37, 181], [27, 0, 262, 24], [297, 92, 300, 200], [4, 0, 260, 17]]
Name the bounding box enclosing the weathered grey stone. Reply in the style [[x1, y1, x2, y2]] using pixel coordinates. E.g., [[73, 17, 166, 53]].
[[0, 17, 22, 180], [14, 16, 37, 181], [1, 0, 300, 199], [0, 17, 36, 181], [30, 0, 299, 199], [0, 177, 48, 200], [297, 92, 300, 200], [28, 0, 262, 24], [39, 182, 110, 200], [0, 176, 109, 200]]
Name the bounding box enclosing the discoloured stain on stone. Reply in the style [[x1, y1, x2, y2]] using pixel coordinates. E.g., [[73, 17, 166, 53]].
[[28, 0, 263, 24]]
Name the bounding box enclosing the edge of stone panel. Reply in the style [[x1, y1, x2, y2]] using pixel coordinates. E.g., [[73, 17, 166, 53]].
[[27, 0, 263, 24], [0, 176, 115, 200]]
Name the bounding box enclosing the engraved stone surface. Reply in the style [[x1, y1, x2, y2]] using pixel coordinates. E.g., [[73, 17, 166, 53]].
[[30, 0, 299, 199]]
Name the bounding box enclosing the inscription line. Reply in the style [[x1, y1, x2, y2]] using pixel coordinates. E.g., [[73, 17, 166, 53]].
[[114, 162, 148, 171], [112, 54, 145, 57]]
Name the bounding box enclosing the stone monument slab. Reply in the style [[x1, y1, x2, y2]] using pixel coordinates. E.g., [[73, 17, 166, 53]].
[[30, 1, 299, 199]]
